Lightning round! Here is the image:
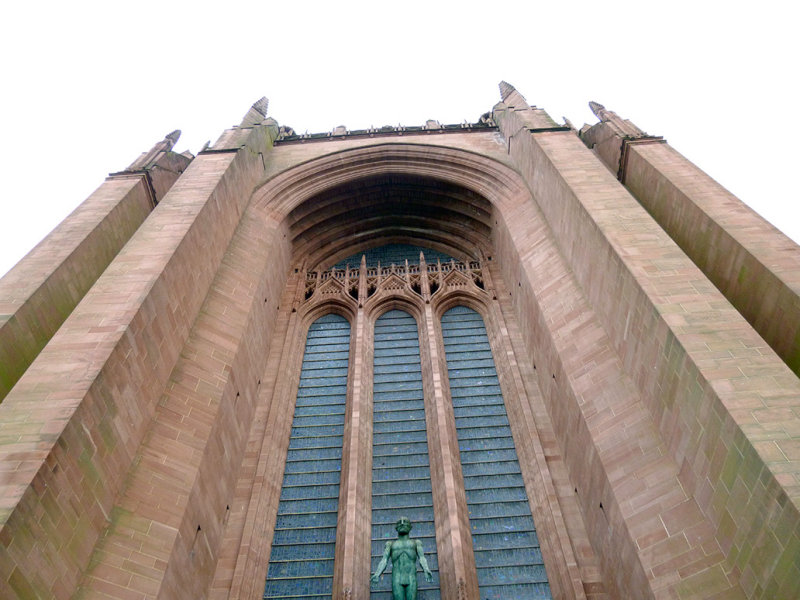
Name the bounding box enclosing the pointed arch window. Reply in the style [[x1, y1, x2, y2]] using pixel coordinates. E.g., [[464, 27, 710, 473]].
[[264, 314, 350, 599], [265, 246, 552, 599], [371, 309, 440, 599], [441, 306, 551, 598]]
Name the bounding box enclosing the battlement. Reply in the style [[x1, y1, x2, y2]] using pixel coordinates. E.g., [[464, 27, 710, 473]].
[[274, 116, 496, 144]]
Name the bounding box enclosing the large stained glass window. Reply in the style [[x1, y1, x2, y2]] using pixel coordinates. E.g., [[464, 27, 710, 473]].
[[441, 306, 551, 599], [264, 314, 350, 599], [265, 245, 552, 599], [371, 310, 439, 599]]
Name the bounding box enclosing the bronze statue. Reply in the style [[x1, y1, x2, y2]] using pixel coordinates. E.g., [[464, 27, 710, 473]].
[[370, 517, 433, 600]]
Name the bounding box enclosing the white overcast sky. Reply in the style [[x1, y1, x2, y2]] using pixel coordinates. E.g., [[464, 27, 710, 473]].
[[1, 1, 797, 278]]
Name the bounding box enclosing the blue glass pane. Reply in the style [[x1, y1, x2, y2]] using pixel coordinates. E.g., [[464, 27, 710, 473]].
[[373, 478, 432, 495], [269, 542, 337, 562], [374, 355, 420, 366], [288, 436, 342, 450], [373, 429, 428, 444], [371, 491, 432, 510], [478, 582, 552, 600], [293, 413, 346, 427], [284, 459, 341, 473], [375, 400, 424, 413], [470, 531, 541, 552], [333, 244, 454, 269], [373, 453, 430, 468], [476, 564, 549, 585], [374, 441, 429, 456], [373, 465, 432, 481], [283, 471, 341, 486], [278, 498, 339, 515], [474, 546, 544, 566], [441, 306, 552, 599], [454, 404, 507, 418], [462, 460, 521, 477], [265, 314, 350, 600], [264, 575, 332, 598], [458, 438, 516, 452], [273, 526, 337, 545], [372, 389, 426, 402], [374, 381, 423, 393], [456, 425, 512, 440], [371, 310, 440, 600], [276, 511, 338, 529], [468, 500, 532, 519], [267, 559, 335, 578], [290, 424, 344, 438]]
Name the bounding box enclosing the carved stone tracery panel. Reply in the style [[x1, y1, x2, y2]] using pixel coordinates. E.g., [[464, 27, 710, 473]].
[[301, 254, 489, 311]]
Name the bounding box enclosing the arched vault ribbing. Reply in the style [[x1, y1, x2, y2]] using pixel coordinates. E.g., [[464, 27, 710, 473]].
[[249, 142, 533, 268]]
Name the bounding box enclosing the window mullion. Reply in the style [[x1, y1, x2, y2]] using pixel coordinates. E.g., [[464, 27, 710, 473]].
[[419, 302, 481, 600], [332, 306, 373, 598]]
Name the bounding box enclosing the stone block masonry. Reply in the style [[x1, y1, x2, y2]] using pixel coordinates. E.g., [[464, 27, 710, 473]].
[[0, 135, 191, 402], [581, 106, 800, 379], [0, 86, 797, 600], [0, 112, 276, 599], [496, 84, 800, 598]]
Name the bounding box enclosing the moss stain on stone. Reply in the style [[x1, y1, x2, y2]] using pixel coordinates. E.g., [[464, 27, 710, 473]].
[[8, 566, 43, 599], [786, 327, 800, 376], [77, 448, 101, 486]]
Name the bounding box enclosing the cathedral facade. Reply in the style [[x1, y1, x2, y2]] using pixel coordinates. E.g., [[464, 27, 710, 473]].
[[0, 83, 798, 599]]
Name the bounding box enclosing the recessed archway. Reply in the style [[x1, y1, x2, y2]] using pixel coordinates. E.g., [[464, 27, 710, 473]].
[[230, 142, 593, 599], [286, 173, 493, 269]]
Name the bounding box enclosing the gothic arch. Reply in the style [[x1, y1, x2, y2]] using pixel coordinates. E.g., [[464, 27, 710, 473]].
[[248, 142, 531, 270], [4, 88, 788, 600], [225, 141, 590, 599]]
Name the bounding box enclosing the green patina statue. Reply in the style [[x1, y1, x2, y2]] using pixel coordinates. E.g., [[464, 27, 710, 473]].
[[370, 517, 433, 600]]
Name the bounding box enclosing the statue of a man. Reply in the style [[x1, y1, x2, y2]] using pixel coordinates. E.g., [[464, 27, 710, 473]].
[[370, 517, 433, 600]]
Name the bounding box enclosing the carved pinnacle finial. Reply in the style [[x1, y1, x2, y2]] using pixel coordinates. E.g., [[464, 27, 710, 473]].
[[239, 97, 270, 127], [587, 101, 648, 138], [499, 81, 516, 102], [497, 81, 530, 109], [589, 101, 607, 120], [125, 129, 183, 171], [164, 130, 181, 150], [252, 97, 269, 117]]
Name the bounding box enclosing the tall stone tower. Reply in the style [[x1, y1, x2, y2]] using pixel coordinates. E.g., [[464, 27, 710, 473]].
[[0, 83, 798, 600]]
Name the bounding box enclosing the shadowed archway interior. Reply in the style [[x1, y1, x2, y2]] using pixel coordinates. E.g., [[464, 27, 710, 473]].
[[271, 164, 556, 598], [287, 174, 493, 269]]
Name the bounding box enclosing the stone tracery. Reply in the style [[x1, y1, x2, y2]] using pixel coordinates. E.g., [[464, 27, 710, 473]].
[[302, 254, 488, 309]]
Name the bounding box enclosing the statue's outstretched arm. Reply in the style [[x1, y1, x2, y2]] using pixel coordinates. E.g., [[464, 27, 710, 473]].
[[416, 539, 433, 582], [371, 541, 392, 583]]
